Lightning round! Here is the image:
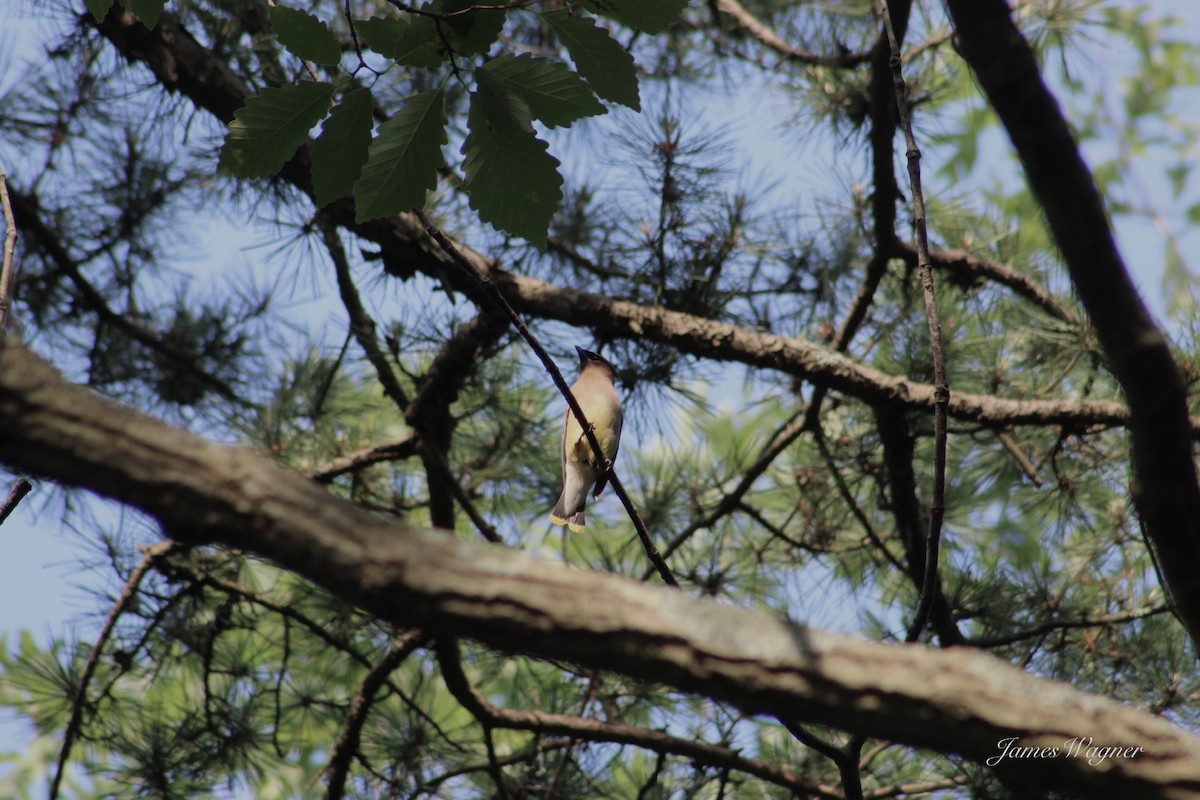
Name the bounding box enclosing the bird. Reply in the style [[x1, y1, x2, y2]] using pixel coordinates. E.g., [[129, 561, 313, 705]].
[[549, 346, 623, 533]]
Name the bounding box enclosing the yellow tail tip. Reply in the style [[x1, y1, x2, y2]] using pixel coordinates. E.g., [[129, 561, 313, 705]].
[[549, 512, 586, 533]]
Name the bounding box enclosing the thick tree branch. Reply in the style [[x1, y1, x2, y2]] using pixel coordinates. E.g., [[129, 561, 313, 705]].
[[1, 343, 1199, 800], [945, 0, 1200, 654], [88, 8, 1161, 440]]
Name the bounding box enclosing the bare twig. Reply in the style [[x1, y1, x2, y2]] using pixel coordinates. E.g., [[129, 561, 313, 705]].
[[0, 477, 31, 527], [541, 668, 600, 799], [967, 604, 1171, 649], [0, 167, 16, 336], [414, 211, 677, 587], [910, 244, 1077, 325], [436, 638, 510, 799], [318, 213, 411, 412], [325, 630, 426, 800], [878, 0, 950, 645], [308, 434, 421, 483], [997, 430, 1045, 487], [8, 188, 243, 402], [438, 638, 848, 799], [715, 0, 870, 67], [50, 541, 182, 800]]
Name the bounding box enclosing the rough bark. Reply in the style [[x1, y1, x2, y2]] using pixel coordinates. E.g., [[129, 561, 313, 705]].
[[1, 342, 1199, 800]]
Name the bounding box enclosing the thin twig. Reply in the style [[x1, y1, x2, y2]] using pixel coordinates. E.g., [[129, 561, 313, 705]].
[[170, 560, 464, 751], [318, 213, 411, 412], [50, 541, 182, 800], [878, 0, 950, 645], [438, 638, 848, 799], [966, 604, 1171, 649], [414, 211, 677, 587], [997, 430, 1044, 486], [307, 434, 421, 483], [436, 638, 510, 799], [0, 166, 18, 335], [0, 477, 32, 526], [714, 0, 870, 67], [542, 668, 600, 799], [325, 630, 426, 800]]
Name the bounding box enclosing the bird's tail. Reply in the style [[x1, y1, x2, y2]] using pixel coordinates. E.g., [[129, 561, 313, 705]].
[[549, 494, 587, 533]]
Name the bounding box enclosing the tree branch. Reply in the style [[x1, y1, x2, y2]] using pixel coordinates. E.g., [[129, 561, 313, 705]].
[[50, 541, 182, 800], [325, 630, 426, 800], [911, 244, 1078, 325], [0, 166, 17, 336], [415, 211, 673, 583], [2, 343, 1199, 800], [878, 0, 950, 646], [945, 0, 1200, 655], [0, 476, 32, 526], [88, 8, 1166, 439], [714, 0, 871, 68]]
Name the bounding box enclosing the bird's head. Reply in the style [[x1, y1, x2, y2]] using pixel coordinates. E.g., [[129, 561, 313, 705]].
[[575, 346, 618, 381]]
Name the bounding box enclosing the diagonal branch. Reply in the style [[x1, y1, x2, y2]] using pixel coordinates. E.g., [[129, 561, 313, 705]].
[[325, 630, 426, 800], [10, 187, 244, 403], [945, 0, 1200, 655], [437, 637, 846, 799], [50, 541, 182, 800], [3, 343, 1200, 800], [714, 0, 871, 68], [416, 212, 675, 584], [911, 244, 1078, 325], [87, 9, 1163, 439]]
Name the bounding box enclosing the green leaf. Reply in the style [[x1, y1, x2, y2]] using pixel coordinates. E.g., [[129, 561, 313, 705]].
[[355, 16, 445, 68], [461, 95, 563, 247], [353, 89, 447, 223], [477, 53, 606, 129], [475, 71, 534, 134], [579, 0, 688, 34], [437, 0, 507, 56], [357, 2, 504, 65], [312, 88, 376, 208], [84, 0, 114, 21], [270, 6, 342, 66], [125, 0, 165, 29], [220, 82, 335, 178], [542, 10, 640, 110]]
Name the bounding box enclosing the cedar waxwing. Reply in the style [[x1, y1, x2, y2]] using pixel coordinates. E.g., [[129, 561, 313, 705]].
[[549, 346, 623, 533]]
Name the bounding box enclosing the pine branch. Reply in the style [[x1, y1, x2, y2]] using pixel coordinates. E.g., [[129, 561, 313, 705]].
[[3, 343, 1199, 800]]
